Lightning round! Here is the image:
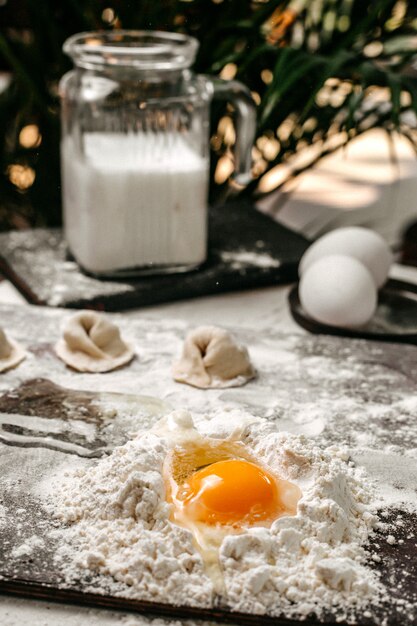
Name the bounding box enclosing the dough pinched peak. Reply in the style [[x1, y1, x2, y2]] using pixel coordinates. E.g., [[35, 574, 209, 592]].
[[0, 326, 26, 373], [55, 311, 135, 373], [173, 325, 256, 389]]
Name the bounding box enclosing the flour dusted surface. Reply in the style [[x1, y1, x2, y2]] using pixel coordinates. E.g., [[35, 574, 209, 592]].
[[51, 429, 213, 607], [0, 304, 416, 625], [222, 423, 380, 619], [48, 411, 383, 622]]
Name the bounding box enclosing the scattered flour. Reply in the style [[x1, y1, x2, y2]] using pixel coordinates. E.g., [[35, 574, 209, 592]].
[[11, 535, 45, 558], [1, 306, 416, 624], [47, 410, 384, 622], [0, 503, 7, 529], [220, 250, 281, 269]]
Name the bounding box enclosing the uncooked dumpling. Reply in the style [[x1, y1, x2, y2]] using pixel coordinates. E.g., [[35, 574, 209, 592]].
[[0, 327, 26, 373], [173, 326, 256, 389], [55, 311, 135, 373]]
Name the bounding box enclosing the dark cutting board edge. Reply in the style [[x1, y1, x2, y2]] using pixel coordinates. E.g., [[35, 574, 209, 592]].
[[0, 255, 300, 313], [0, 578, 358, 626]]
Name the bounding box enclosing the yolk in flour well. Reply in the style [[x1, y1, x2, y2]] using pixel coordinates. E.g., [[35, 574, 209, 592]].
[[163, 438, 301, 593], [177, 458, 284, 525], [164, 439, 301, 529]]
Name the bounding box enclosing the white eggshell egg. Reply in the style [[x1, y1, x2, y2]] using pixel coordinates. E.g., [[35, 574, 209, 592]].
[[299, 255, 377, 328], [299, 227, 393, 288]]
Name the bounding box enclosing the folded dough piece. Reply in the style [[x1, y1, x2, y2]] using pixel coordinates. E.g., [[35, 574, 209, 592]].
[[55, 311, 135, 373], [0, 327, 26, 373], [173, 325, 256, 389]]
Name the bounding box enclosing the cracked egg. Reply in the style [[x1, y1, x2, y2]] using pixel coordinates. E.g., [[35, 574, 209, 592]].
[[157, 411, 301, 592]]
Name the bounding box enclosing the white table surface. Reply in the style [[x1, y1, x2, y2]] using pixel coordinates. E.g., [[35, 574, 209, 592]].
[[1, 128, 417, 625]]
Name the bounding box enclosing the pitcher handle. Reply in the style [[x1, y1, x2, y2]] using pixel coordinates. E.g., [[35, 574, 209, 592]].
[[208, 78, 257, 186]]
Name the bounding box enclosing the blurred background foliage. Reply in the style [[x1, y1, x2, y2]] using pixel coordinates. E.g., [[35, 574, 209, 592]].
[[0, 0, 417, 230]]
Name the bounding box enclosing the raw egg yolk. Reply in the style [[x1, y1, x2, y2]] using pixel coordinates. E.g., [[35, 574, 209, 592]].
[[177, 459, 283, 526]]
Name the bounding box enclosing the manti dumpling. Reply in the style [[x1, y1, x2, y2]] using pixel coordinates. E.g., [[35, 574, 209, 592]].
[[0, 326, 26, 373], [55, 311, 135, 373], [173, 325, 256, 389]]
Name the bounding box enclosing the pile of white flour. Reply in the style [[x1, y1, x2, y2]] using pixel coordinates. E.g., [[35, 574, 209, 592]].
[[47, 410, 385, 622]]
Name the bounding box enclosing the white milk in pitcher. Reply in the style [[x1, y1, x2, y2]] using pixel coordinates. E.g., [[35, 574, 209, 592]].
[[61, 132, 209, 274]]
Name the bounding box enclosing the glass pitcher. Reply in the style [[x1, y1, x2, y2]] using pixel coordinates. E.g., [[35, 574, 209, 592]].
[[59, 30, 256, 277]]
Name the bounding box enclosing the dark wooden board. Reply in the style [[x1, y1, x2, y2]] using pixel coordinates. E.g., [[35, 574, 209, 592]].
[[0, 378, 336, 626], [0, 305, 416, 625], [0, 580, 352, 626], [0, 201, 309, 311]]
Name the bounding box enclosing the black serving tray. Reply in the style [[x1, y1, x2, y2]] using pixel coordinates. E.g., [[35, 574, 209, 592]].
[[289, 278, 417, 345]]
